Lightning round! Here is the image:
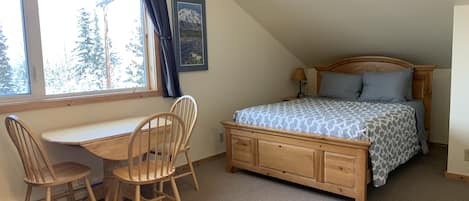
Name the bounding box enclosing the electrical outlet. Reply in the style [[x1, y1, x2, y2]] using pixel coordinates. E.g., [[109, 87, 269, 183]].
[[465, 149, 469, 161]]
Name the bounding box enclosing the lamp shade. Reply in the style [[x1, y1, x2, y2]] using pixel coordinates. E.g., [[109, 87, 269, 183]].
[[291, 68, 306, 81]]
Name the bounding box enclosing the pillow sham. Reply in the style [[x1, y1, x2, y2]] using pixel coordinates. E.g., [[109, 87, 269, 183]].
[[403, 68, 414, 100], [318, 72, 362, 100], [359, 69, 412, 102]]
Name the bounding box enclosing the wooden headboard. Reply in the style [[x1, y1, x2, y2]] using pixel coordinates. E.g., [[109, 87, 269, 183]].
[[314, 56, 435, 138]]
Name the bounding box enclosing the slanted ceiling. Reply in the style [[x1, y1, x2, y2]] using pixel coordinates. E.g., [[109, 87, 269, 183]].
[[235, 0, 455, 67]]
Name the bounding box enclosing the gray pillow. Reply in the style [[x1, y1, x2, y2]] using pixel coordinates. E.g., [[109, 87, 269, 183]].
[[403, 68, 414, 100], [359, 70, 411, 102], [319, 72, 362, 100]]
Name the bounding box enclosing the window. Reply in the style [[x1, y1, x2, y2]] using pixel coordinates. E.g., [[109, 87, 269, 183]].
[[0, 0, 159, 108], [0, 0, 30, 96]]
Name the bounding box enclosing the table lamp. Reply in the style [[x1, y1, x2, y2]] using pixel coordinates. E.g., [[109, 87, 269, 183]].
[[291, 68, 306, 98]]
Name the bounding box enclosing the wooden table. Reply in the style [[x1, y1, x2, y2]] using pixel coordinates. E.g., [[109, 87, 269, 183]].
[[41, 116, 165, 201]]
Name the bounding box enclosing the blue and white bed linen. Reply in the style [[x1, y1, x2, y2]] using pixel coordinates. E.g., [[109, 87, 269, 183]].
[[234, 97, 422, 187]]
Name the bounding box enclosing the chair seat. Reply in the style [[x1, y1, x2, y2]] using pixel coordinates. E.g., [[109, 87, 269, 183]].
[[113, 160, 175, 185], [25, 162, 91, 186]]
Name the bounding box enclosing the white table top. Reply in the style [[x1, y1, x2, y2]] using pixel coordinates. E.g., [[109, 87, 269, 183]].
[[41, 116, 161, 145]]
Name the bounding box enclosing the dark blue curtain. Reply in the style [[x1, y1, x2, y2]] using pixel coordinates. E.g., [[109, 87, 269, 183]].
[[144, 0, 182, 97]]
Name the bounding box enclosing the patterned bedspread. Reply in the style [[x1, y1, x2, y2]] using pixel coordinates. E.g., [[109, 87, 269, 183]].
[[234, 97, 420, 187]]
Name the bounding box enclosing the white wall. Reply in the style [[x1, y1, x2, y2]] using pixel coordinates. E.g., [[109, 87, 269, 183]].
[[0, 0, 304, 200], [235, 0, 454, 68], [447, 4, 469, 176], [431, 69, 451, 144]]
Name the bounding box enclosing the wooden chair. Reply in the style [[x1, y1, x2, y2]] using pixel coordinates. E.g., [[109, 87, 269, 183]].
[[4, 115, 96, 201], [112, 112, 185, 201], [168, 95, 199, 191]]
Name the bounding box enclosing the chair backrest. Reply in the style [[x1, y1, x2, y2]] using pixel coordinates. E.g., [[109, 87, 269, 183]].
[[127, 112, 185, 182], [170, 95, 198, 146], [4, 115, 56, 184]]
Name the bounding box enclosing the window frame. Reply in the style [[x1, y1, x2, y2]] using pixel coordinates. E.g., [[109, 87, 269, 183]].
[[0, 0, 161, 113]]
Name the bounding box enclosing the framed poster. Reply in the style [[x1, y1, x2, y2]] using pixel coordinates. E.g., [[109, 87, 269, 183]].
[[173, 0, 208, 72]]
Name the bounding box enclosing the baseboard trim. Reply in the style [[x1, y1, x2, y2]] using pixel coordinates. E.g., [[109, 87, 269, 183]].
[[445, 171, 469, 182], [176, 152, 226, 174]]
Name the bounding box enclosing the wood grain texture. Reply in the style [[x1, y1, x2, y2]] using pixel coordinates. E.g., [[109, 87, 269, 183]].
[[0, 90, 162, 114], [41, 115, 171, 201], [222, 121, 370, 201], [41, 116, 148, 145], [258, 140, 317, 179], [42, 116, 173, 161], [156, 95, 201, 191], [169, 95, 198, 148], [83, 136, 133, 161], [445, 171, 469, 183], [222, 56, 434, 201], [232, 135, 256, 165], [324, 152, 356, 188], [4, 115, 96, 201], [113, 113, 185, 201]]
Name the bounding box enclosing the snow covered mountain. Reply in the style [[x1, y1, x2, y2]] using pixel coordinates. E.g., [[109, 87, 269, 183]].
[[178, 8, 202, 25]]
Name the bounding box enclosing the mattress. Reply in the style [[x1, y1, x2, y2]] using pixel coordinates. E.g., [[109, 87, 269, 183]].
[[234, 97, 422, 187]]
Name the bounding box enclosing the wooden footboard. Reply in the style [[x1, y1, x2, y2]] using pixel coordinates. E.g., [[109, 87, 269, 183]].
[[222, 121, 371, 201], [221, 57, 434, 201]]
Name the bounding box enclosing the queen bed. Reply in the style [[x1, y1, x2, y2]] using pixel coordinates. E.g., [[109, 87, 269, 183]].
[[221, 56, 434, 201]]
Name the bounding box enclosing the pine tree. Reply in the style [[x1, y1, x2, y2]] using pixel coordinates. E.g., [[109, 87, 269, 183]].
[[124, 21, 145, 86], [73, 8, 96, 87], [73, 8, 108, 90], [0, 25, 14, 95], [13, 58, 29, 94], [109, 40, 121, 64], [103, 39, 123, 88], [44, 61, 67, 94], [90, 11, 106, 88]]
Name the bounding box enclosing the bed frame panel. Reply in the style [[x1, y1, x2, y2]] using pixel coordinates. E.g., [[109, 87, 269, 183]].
[[222, 56, 434, 201]]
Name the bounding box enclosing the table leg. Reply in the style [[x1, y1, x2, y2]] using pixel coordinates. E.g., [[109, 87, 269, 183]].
[[103, 159, 135, 201], [103, 160, 120, 201]]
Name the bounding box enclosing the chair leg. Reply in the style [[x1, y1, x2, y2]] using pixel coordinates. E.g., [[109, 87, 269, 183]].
[[170, 176, 181, 201], [25, 184, 32, 201], [185, 151, 200, 191], [84, 177, 97, 201], [45, 187, 52, 201], [114, 182, 121, 201], [135, 185, 141, 201], [152, 183, 156, 198], [67, 182, 75, 201], [159, 181, 164, 193]]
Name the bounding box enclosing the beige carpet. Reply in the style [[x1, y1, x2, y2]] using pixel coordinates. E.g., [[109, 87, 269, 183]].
[[166, 144, 469, 201]]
